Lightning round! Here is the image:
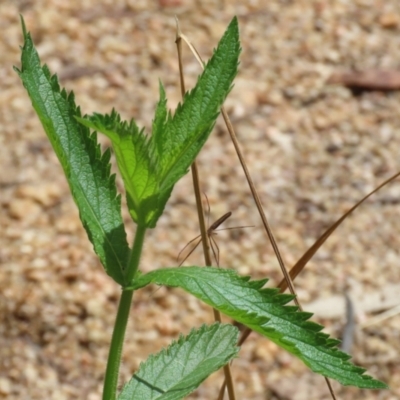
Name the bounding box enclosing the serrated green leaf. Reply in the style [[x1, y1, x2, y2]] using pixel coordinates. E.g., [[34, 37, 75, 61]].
[[118, 323, 239, 400], [15, 18, 130, 285], [128, 267, 388, 390], [77, 17, 240, 228], [156, 16, 241, 191], [152, 81, 168, 141], [76, 111, 160, 226]]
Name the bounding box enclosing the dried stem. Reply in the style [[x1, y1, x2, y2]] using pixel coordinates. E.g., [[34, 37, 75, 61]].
[[177, 23, 337, 400], [175, 18, 236, 400]]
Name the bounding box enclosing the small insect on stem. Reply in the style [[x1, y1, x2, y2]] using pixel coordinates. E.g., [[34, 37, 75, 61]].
[[177, 211, 232, 267], [177, 204, 253, 267], [209, 211, 232, 231]]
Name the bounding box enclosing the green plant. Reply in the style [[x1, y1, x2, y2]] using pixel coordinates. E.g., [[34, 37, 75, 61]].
[[15, 15, 388, 400]]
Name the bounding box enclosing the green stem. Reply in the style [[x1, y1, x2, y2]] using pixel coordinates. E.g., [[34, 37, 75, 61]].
[[103, 289, 134, 400], [102, 224, 147, 400], [125, 224, 147, 285]]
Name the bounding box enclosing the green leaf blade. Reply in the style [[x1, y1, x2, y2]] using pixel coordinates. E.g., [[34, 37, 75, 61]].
[[76, 17, 240, 228], [152, 81, 168, 141], [118, 323, 239, 400], [76, 112, 160, 226], [158, 17, 241, 191], [16, 20, 130, 285], [130, 267, 388, 390]]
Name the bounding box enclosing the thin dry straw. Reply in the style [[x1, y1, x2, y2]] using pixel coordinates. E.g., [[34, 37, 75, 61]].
[[175, 18, 338, 400], [175, 19, 237, 400], [236, 172, 400, 360], [361, 303, 400, 329], [178, 21, 400, 396]]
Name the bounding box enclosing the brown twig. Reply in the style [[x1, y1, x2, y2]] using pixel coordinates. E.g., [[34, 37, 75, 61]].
[[328, 69, 400, 91], [175, 18, 236, 400], [176, 23, 337, 400]]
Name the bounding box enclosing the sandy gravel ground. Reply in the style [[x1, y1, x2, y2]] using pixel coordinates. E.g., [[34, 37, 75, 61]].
[[1, 0, 400, 399]]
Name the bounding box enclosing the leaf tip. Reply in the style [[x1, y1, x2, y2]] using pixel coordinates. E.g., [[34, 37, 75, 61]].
[[19, 14, 27, 39]]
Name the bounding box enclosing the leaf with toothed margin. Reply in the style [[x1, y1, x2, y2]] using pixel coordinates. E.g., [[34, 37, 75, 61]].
[[76, 110, 161, 227], [15, 17, 130, 285], [118, 323, 239, 400], [77, 17, 241, 228], [127, 266, 388, 390]]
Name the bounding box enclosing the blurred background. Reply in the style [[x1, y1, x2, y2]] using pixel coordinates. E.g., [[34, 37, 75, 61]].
[[1, 0, 400, 398]]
